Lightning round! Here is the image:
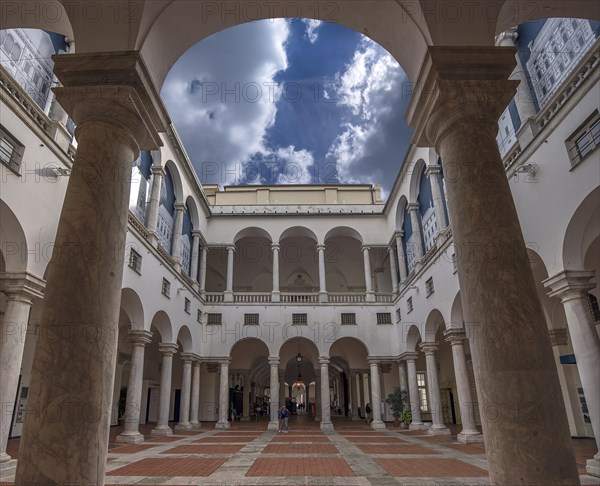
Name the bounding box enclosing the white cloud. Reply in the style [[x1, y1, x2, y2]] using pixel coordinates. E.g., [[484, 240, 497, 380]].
[[302, 19, 323, 44], [161, 19, 290, 185], [274, 146, 314, 184]]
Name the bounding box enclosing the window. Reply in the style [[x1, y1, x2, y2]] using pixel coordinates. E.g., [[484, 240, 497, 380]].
[[395, 308, 401, 324], [207, 313, 222, 325], [128, 248, 142, 274], [0, 125, 25, 174], [417, 372, 428, 411], [197, 309, 202, 323], [341, 313, 356, 325], [161, 278, 170, 298], [589, 294, 600, 323], [376, 313, 392, 325], [425, 277, 434, 297], [184, 298, 191, 314], [566, 110, 600, 167], [244, 313, 259, 325], [407, 297, 413, 314], [292, 313, 307, 325]]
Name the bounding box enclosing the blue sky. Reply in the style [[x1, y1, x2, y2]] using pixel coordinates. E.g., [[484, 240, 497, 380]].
[[161, 19, 413, 198]]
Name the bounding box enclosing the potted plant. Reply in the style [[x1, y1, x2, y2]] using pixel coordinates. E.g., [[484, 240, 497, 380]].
[[386, 388, 404, 427], [399, 408, 412, 429]]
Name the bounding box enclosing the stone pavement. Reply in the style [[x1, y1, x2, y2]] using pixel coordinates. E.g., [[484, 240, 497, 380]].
[[2, 416, 599, 485]]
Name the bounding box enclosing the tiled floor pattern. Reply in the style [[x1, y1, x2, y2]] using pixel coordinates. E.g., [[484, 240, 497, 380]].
[[2, 418, 600, 485]]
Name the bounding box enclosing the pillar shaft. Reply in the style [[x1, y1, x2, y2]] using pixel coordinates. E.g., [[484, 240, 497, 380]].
[[199, 246, 207, 294], [408, 46, 578, 483], [0, 290, 33, 462], [388, 247, 399, 293], [117, 330, 152, 443], [152, 343, 178, 435], [369, 361, 385, 429], [407, 204, 424, 260], [320, 357, 333, 429], [272, 244, 280, 294], [146, 166, 164, 236], [314, 373, 322, 421], [426, 166, 448, 231], [349, 371, 358, 419], [398, 361, 408, 394], [268, 358, 279, 430], [216, 361, 230, 429], [421, 343, 450, 435], [176, 355, 193, 430], [405, 356, 424, 427], [171, 203, 185, 261], [190, 232, 201, 281], [225, 246, 235, 299], [358, 372, 365, 413], [317, 244, 327, 300], [190, 360, 201, 427], [242, 372, 251, 420], [395, 234, 408, 281]]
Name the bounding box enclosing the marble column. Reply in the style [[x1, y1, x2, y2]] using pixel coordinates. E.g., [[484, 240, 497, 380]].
[[444, 329, 483, 443], [175, 354, 193, 431], [146, 166, 165, 246], [350, 371, 359, 420], [268, 357, 280, 430], [403, 353, 425, 429], [319, 357, 333, 430], [407, 203, 424, 261], [426, 165, 448, 232], [420, 343, 450, 435], [199, 246, 208, 296], [407, 46, 578, 483], [314, 372, 322, 421], [116, 330, 153, 443], [190, 231, 201, 282], [272, 244, 280, 302], [190, 358, 201, 428], [317, 244, 328, 302], [358, 372, 365, 417], [224, 245, 235, 302], [15, 51, 167, 486], [388, 247, 399, 294], [152, 343, 178, 436], [397, 359, 408, 396], [362, 246, 375, 302], [171, 203, 185, 265], [242, 372, 251, 421], [279, 370, 286, 405], [0, 277, 40, 464], [545, 270, 600, 476], [216, 360, 230, 429], [368, 360, 386, 429], [395, 233, 408, 282]]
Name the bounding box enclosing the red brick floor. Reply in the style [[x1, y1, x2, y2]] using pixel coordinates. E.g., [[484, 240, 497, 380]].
[[107, 457, 226, 476], [108, 443, 158, 454], [161, 444, 244, 454], [271, 434, 331, 442], [246, 458, 354, 477], [262, 443, 338, 454], [345, 435, 405, 443], [143, 435, 182, 442], [356, 443, 441, 455], [193, 436, 250, 443], [375, 458, 489, 477]]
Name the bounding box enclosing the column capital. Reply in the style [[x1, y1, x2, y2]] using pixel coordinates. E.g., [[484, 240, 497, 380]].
[[317, 244, 326, 251], [419, 342, 439, 355], [226, 245, 236, 253], [425, 165, 442, 177], [174, 202, 186, 212], [443, 328, 467, 345], [544, 270, 595, 302], [151, 165, 166, 177], [367, 357, 380, 365], [268, 356, 280, 366], [395, 230, 404, 239], [218, 358, 231, 366], [158, 342, 179, 356], [271, 243, 280, 251], [548, 328, 569, 347], [180, 352, 196, 363], [127, 329, 153, 346], [52, 51, 167, 150], [407, 202, 419, 212], [406, 46, 518, 148], [361, 245, 371, 253], [399, 351, 419, 362], [192, 230, 203, 238], [0, 272, 45, 302], [319, 356, 330, 366], [388, 246, 395, 254]]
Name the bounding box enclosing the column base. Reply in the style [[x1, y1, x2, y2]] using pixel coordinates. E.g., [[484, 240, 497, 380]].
[[586, 453, 600, 478], [428, 425, 451, 436], [116, 431, 145, 444], [0, 458, 16, 479], [151, 425, 173, 436], [215, 420, 231, 429], [319, 291, 328, 303], [409, 423, 428, 431], [371, 420, 386, 430], [320, 421, 334, 431], [190, 421, 202, 429], [457, 431, 484, 444], [267, 421, 279, 430], [240, 416, 250, 422], [174, 422, 192, 432]]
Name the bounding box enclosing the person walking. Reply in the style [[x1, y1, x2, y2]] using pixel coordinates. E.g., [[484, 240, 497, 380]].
[[278, 405, 290, 433], [365, 403, 372, 424]]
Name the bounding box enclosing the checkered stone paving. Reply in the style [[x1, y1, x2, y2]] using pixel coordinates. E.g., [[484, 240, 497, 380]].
[[2, 418, 600, 485]]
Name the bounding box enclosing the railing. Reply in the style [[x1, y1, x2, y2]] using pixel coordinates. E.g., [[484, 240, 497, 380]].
[[128, 213, 149, 238], [281, 293, 319, 303], [205, 293, 224, 303], [234, 292, 272, 303], [375, 293, 394, 303], [502, 141, 523, 170], [328, 293, 365, 303]]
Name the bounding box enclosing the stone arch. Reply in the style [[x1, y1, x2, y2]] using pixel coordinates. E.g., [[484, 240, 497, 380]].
[[230, 337, 270, 371], [563, 186, 600, 270], [395, 195, 408, 231], [279, 336, 320, 364], [233, 226, 273, 244], [405, 324, 422, 352], [119, 288, 145, 331], [449, 292, 464, 330], [164, 160, 184, 204], [176, 325, 194, 353], [528, 249, 568, 330], [185, 195, 201, 231], [408, 158, 426, 203], [149, 310, 174, 343], [0, 200, 28, 273], [278, 226, 318, 243], [424, 309, 445, 342], [328, 337, 369, 368], [324, 226, 363, 244]]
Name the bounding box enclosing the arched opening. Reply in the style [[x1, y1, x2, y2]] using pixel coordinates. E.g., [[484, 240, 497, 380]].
[[279, 227, 319, 296], [324, 227, 364, 295], [233, 227, 273, 293]]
